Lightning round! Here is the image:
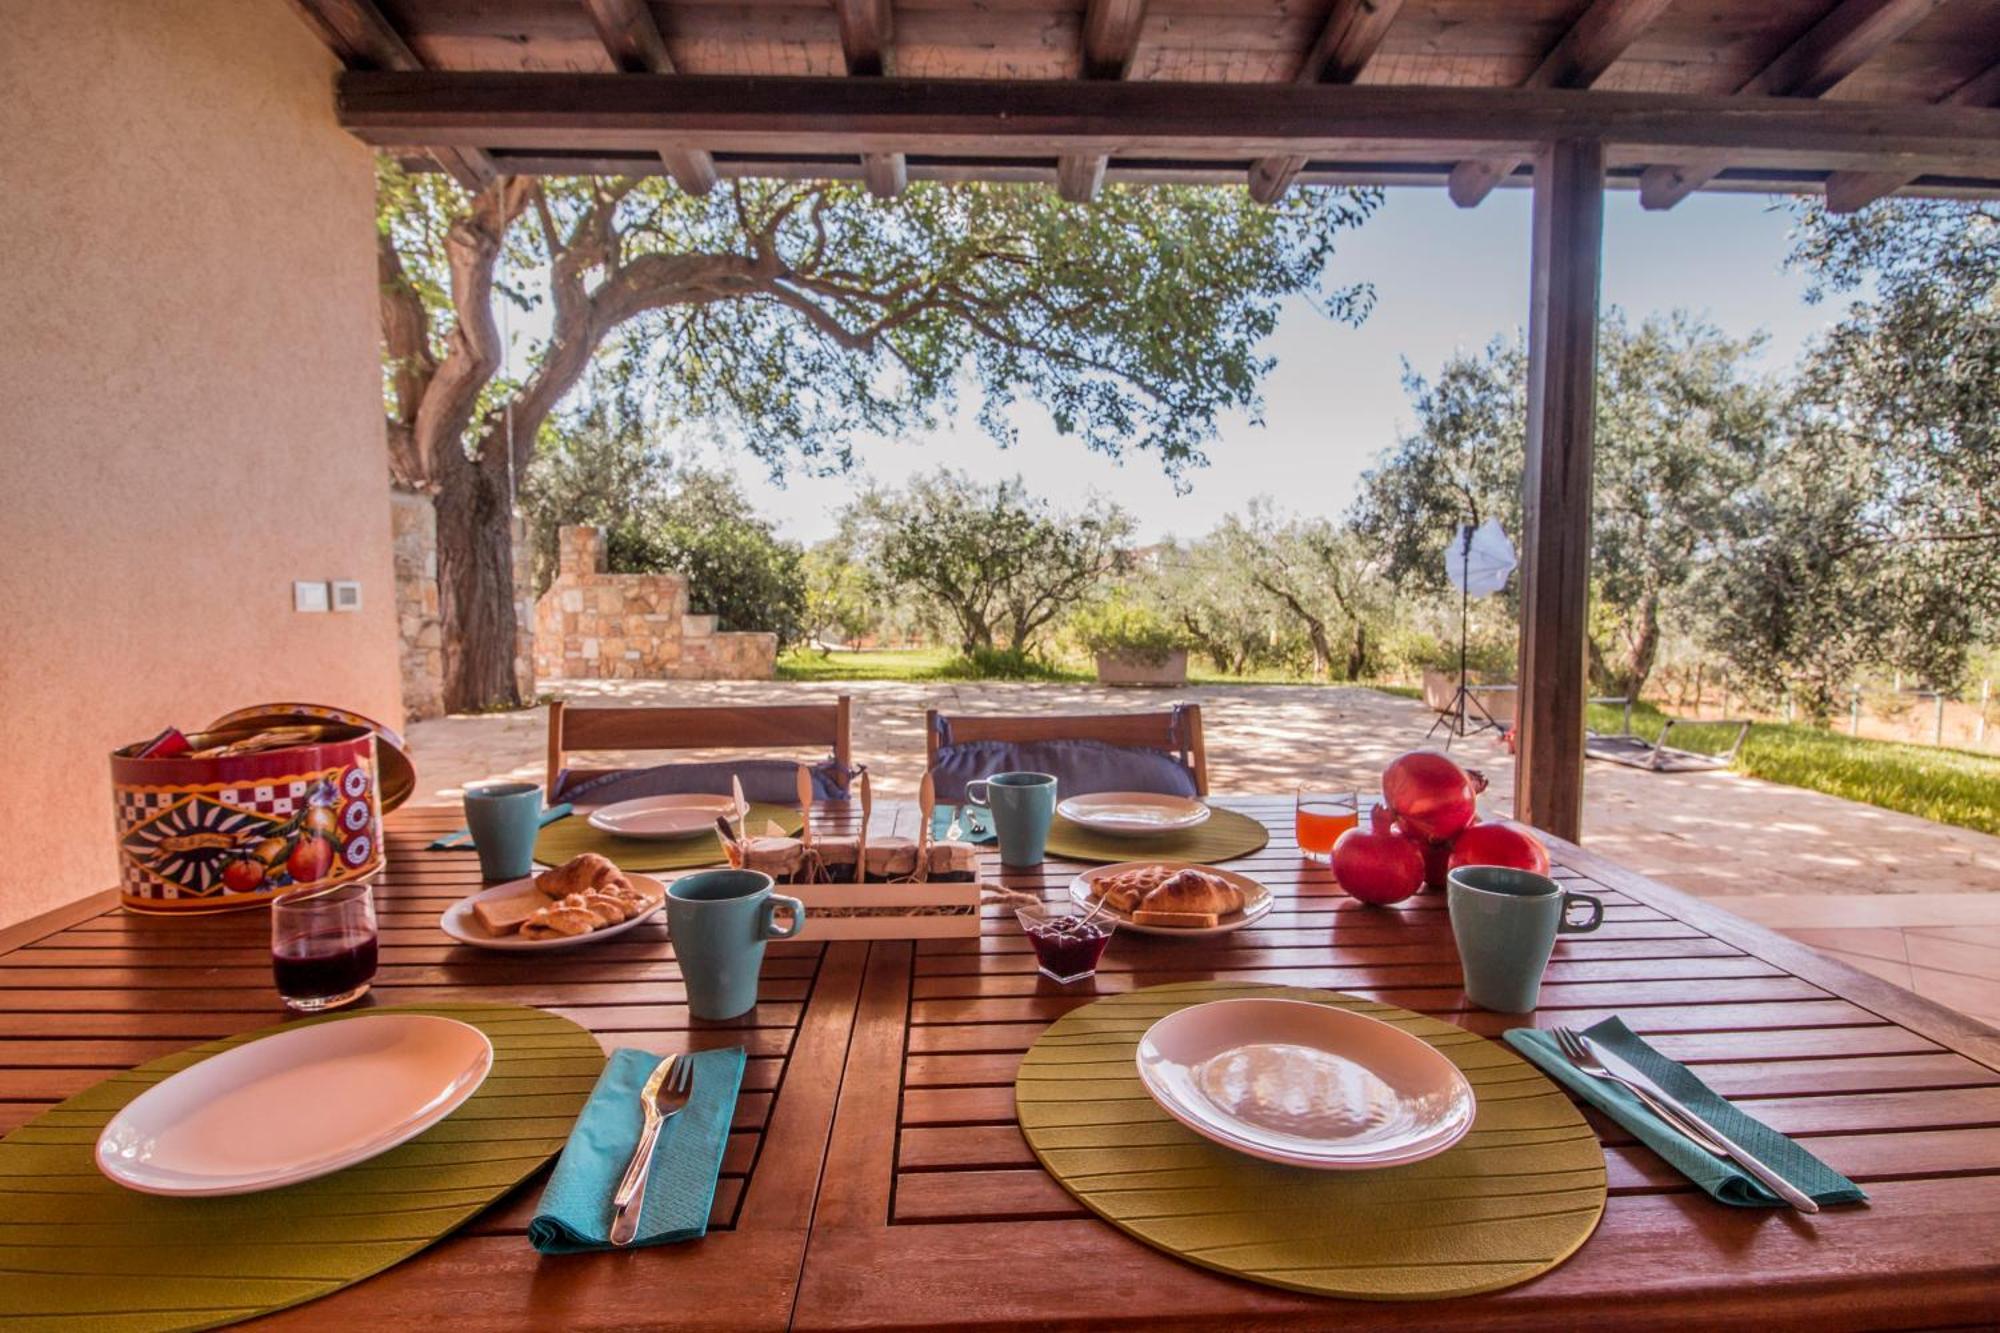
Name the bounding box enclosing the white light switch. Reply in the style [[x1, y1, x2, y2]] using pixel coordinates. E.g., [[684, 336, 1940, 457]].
[[331, 580, 363, 612], [293, 580, 331, 613]]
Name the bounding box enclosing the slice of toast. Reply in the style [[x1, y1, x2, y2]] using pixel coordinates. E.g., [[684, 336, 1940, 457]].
[[1130, 908, 1219, 929], [472, 889, 547, 936]]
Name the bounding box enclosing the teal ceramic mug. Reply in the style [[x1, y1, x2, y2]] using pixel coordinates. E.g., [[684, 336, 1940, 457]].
[[667, 869, 805, 1021], [966, 771, 1058, 867], [463, 781, 542, 881], [1446, 865, 1604, 1014]]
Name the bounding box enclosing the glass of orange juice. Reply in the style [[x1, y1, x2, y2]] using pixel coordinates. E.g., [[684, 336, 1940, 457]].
[[1296, 789, 1360, 862]]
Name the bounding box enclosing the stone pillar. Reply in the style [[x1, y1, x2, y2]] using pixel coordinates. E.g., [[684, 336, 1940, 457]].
[[389, 490, 444, 722]]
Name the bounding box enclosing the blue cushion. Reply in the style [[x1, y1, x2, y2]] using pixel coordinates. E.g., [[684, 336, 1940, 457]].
[[927, 739, 1198, 804], [554, 758, 850, 806]]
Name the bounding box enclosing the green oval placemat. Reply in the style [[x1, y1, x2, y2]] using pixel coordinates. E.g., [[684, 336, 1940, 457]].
[[1043, 805, 1271, 864], [0, 1003, 601, 1333], [1016, 981, 1606, 1301], [534, 803, 803, 872]]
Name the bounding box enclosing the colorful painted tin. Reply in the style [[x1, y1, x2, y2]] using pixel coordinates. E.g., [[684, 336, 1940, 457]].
[[111, 705, 414, 914]]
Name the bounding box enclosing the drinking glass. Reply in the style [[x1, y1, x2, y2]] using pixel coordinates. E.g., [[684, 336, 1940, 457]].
[[1295, 790, 1361, 862], [271, 881, 379, 1012]]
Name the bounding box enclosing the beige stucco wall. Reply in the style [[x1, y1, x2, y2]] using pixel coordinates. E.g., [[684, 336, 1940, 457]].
[[0, 0, 400, 927]]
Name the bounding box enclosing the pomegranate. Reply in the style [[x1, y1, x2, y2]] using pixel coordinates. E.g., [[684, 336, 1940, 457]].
[[1447, 822, 1550, 876], [1382, 750, 1487, 841], [1417, 834, 1454, 892], [1332, 805, 1426, 906]]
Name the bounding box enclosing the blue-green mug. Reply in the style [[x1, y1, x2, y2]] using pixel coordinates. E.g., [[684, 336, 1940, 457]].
[[666, 869, 805, 1021], [463, 781, 542, 882], [1447, 864, 1603, 1014], [966, 771, 1058, 867]]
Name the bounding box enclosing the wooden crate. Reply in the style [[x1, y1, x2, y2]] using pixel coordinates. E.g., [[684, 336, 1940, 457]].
[[786, 879, 982, 940]]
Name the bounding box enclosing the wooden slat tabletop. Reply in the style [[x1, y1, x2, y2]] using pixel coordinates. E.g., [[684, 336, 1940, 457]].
[[4, 796, 1999, 1329]]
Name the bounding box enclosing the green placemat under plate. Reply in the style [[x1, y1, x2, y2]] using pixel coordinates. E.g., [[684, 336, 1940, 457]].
[[0, 1003, 601, 1333], [1015, 981, 1606, 1301], [534, 803, 803, 873], [1043, 804, 1270, 864]]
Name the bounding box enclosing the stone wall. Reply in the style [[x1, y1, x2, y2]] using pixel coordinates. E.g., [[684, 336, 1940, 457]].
[[391, 491, 536, 722], [533, 526, 778, 681]]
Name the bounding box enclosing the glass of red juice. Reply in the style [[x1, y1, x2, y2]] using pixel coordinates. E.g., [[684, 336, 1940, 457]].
[[1016, 904, 1116, 984], [271, 881, 378, 1012]]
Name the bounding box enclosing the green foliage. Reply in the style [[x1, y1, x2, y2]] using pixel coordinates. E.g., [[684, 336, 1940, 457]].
[[774, 646, 1088, 683], [933, 647, 1083, 681], [845, 471, 1134, 654], [522, 405, 807, 647], [799, 541, 877, 651], [1069, 596, 1189, 666]]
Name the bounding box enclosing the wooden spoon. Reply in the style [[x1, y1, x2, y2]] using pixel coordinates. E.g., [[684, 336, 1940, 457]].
[[796, 764, 814, 850]]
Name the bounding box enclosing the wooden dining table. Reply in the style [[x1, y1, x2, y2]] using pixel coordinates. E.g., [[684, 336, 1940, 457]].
[[5, 794, 2000, 1330]]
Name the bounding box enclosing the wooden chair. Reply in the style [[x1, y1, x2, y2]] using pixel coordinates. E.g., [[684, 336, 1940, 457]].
[[546, 696, 852, 800], [923, 704, 1208, 796]]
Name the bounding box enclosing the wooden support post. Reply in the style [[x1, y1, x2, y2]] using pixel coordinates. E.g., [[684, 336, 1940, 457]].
[[1514, 138, 1604, 843]]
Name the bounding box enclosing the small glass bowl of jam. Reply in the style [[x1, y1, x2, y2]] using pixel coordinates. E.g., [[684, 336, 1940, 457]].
[[1016, 904, 1116, 984]]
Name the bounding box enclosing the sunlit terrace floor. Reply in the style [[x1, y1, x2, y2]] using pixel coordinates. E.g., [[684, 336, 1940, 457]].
[[408, 680, 2000, 1028]]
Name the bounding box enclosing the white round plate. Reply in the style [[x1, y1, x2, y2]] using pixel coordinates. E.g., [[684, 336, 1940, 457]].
[[1068, 861, 1273, 937], [96, 1014, 492, 1196], [439, 873, 666, 951], [1136, 998, 1476, 1170], [1055, 792, 1212, 836], [587, 794, 736, 840]]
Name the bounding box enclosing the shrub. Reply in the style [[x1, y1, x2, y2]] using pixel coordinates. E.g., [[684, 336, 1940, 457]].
[[1069, 598, 1189, 668]]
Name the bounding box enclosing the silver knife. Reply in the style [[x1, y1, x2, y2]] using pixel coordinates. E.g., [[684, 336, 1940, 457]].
[[1583, 1034, 1820, 1214]]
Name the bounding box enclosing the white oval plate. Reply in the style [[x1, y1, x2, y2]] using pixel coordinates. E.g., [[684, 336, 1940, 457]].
[[96, 1014, 492, 1196], [440, 873, 666, 951], [1055, 792, 1211, 837], [1136, 998, 1476, 1170], [1068, 861, 1273, 937], [587, 794, 736, 840]]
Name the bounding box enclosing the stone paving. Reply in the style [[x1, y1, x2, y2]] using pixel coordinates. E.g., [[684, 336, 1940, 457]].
[[405, 678, 2000, 1026]]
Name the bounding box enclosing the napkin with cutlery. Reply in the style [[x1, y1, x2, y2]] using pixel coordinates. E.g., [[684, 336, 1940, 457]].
[[528, 1045, 746, 1253], [931, 804, 997, 846], [1506, 1017, 1866, 1208], [428, 803, 572, 850]]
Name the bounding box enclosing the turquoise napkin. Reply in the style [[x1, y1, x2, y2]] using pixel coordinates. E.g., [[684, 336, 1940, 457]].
[[1506, 1018, 1866, 1208], [931, 804, 996, 845], [527, 1045, 745, 1253], [428, 803, 571, 850]]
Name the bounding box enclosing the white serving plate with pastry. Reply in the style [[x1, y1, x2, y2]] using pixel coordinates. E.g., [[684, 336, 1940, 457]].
[[1055, 792, 1211, 836], [440, 871, 666, 951], [1135, 997, 1476, 1170], [1068, 860, 1272, 937], [96, 1014, 493, 1195], [587, 794, 736, 840]]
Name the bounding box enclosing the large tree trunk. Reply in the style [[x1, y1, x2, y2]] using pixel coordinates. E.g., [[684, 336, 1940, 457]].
[[435, 448, 523, 713]]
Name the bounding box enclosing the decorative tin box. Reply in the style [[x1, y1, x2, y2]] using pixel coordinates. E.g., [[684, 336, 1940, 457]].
[[111, 703, 414, 914]]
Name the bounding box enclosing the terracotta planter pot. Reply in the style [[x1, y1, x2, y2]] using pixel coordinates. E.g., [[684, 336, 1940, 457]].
[[1095, 650, 1188, 687]]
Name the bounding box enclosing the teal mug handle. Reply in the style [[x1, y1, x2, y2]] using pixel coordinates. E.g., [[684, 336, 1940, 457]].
[[1559, 891, 1604, 934], [965, 780, 991, 809], [762, 893, 805, 941]]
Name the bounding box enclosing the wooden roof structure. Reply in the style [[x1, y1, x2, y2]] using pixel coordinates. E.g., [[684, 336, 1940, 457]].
[[294, 0, 2000, 842]]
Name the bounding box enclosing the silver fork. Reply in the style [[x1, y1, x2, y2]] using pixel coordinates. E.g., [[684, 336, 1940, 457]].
[[945, 805, 963, 842], [609, 1055, 695, 1246], [1551, 1027, 1729, 1157]]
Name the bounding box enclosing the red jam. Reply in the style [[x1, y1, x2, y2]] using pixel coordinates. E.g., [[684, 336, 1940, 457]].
[[1019, 911, 1114, 983]]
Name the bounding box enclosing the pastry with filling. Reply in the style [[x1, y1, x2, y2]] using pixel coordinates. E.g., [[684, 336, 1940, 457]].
[[1139, 867, 1245, 918], [1087, 863, 1176, 913]]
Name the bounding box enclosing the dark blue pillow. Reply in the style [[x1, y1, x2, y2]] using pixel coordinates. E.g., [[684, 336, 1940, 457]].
[[554, 758, 850, 806], [928, 739, 1198, 804]]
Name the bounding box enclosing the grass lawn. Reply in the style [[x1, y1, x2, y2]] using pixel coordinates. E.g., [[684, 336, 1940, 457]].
[[1588, 699, 2000, 837]]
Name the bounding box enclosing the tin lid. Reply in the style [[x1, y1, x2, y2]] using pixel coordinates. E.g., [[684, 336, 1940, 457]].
[[205, 702, 416, 813]]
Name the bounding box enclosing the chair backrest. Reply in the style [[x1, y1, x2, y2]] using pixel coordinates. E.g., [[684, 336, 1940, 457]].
[[924, 704, 1208, 796], [547, 696, 852, 800]]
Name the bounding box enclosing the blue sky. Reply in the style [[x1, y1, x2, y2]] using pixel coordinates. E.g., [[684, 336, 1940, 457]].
[[519, 187, 1846, 546]]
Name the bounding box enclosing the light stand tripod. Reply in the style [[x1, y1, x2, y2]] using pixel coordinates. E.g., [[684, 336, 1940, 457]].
[[1426, 523, 1505, 748]]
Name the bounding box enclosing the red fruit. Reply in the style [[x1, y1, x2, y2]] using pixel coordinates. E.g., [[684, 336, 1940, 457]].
[[1419, 836, 1453, 892], [286, 836, 335, 884], [1447, 822, 1550, 877], [221, 857, 265, 893], [1382, 750, 1487, 841], [1332, 805, 1426, 906]]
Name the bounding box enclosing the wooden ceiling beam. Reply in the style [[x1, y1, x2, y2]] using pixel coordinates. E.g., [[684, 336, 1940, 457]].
[[1448, 0, 1674, 208], [580, 0, 718, 195], [335, 73, 2000, 184], [831, 0, 906, 197], [1639, 0, 1945, 210], [1060, 0, 1149, 203], [1825, 58, 2000, 211], [286, 0, 498, 191], [1249, 0, 1406, 205]]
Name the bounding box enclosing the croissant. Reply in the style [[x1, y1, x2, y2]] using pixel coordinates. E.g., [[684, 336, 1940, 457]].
[[1139, 868, 1244, 918], [535, 853, 629, 900]]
